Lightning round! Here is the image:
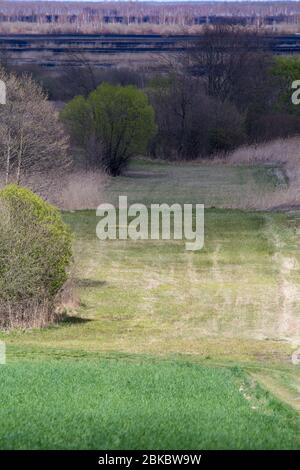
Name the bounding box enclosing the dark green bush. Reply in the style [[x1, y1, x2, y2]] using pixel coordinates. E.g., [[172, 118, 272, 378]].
[[208, 128, 240, 154]]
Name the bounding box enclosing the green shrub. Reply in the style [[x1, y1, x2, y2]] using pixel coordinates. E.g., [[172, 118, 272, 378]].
[[0, 185, 72, 328], [272, 56, 300, 115]]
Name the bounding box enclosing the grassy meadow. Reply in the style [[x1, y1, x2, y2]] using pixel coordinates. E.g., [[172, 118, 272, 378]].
[[0, 361, 299, 450], [0, 159, 299, 449], [100, 159, 286, 209]]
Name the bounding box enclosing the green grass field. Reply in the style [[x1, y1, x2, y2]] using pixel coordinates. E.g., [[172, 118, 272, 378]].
[[0, 361, 299, 450], [0, 160, 299, 449]]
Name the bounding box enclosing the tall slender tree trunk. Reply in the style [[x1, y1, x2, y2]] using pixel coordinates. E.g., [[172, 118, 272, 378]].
[[16, 129, 24, 185], [5, 131, 11, 185]]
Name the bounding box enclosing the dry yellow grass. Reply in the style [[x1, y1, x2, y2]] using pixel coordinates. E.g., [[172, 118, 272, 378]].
[[0, 170, 107, 210], [227, 137, 300, 210]]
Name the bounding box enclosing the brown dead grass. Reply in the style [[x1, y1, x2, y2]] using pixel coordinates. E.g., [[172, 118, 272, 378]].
[[227, 137, 300, 210], [0, 170, 107, 210], [0, 22, 205, 35]]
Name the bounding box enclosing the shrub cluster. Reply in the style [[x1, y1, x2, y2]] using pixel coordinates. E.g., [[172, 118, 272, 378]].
[[0, 185, 72, 329]]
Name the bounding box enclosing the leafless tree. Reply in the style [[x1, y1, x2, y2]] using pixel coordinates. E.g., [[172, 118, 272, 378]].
[[149, 53, 245, 159], [0, 67, 70, 185], [189, 25, 272, 108], [61, 50, 98, 98]]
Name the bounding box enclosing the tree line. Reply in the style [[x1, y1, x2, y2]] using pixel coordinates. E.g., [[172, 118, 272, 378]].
[[61, 26, 300, 174], [1, 26, 300, 180], [1, 1, 300, 34]]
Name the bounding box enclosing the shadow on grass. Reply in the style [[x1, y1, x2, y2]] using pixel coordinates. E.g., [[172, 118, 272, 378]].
[[76, 279, 106, 289], [60, 315, 92, 325], [124, 170, 166, 179]]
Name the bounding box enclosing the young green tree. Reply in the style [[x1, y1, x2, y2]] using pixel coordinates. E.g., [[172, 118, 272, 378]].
[[62, 83, 156, 176]]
